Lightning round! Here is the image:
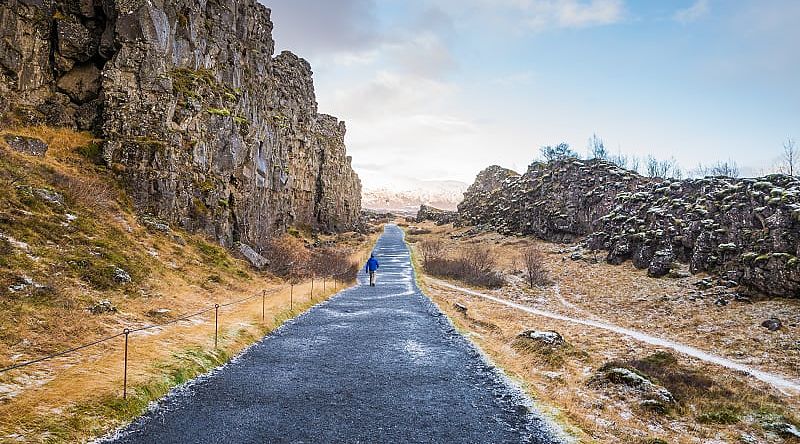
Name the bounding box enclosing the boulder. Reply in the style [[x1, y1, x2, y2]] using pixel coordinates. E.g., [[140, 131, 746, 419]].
[[112, 267, 131, 283], [516, 330, 565, 347], [761, 318, 782, 331], [238, 243, 268, 269], [89, 299, 116, 314], [3, 135, 48, 156], [416, 204, 459, 225]]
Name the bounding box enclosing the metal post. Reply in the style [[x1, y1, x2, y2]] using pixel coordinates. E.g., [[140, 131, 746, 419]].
[[123, 328, 130, 399], [214, 304, 220, 349], [323, 277, 326, 293], [261, 289, 265, 322], [310, 277, 314, 300]]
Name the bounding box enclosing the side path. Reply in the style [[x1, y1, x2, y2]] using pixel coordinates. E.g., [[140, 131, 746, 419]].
[[100, 225, 564, 444]]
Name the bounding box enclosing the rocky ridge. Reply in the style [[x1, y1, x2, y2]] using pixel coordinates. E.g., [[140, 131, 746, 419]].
[[459, 159, 800, 297], [415, 204, 458, 226], [0, 0, 361, 256]]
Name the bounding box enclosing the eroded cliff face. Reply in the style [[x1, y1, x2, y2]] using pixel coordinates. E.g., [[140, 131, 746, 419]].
[[0, 0, 361, 253], [460, 159, 800, 298]]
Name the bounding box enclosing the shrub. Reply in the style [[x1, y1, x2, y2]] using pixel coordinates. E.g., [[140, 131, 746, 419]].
[[262, 234, 310, 279], [419, 238, 445, 266], [521, 246, 550, 287], [697, 405, 741, 424], [424, 244, 504, 288], [310, 246, 358, 281]]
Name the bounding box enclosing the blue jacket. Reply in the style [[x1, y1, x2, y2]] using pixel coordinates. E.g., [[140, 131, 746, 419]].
[[366, 257, 379, 272]]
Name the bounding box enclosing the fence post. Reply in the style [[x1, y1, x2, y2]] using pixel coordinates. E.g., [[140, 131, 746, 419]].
[[123, 328, 130, 399], [214, 304, 220, 349], [323, 276, 326, 293], [290, 284, 294, 311], [261, 289, 265, 323]]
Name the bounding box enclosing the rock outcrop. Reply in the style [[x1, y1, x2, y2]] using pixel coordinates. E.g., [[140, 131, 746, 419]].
[[416, 204, 458, 225], [459, 159, 800, 297], [459, 160, 646, 242], [0, 0, 361, 252]]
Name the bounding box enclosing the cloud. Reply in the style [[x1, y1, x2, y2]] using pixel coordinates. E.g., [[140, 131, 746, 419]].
[[466, 0, 625, 30], [263, 0, 382, 55], [674, 0, 710, 23]]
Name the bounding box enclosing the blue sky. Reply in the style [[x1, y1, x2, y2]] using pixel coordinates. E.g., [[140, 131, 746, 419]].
[[264, 0, 799, 189]]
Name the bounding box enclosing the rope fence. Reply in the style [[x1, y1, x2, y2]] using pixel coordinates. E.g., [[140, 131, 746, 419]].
[[0, 270, 356, 399]]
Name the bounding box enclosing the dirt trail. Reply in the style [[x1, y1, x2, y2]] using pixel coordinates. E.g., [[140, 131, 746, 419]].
[[430, 279, 800, 396]]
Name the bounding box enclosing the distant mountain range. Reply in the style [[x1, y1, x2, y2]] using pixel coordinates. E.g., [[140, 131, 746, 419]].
[[362, 180, 468, 213]]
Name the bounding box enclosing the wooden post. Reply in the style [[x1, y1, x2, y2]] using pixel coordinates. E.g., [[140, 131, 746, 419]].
[[122, 329, 130, 399], [214, 304, 220, 348]]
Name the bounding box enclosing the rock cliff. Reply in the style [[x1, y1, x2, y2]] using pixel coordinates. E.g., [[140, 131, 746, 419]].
[[459, 159, 800, 298], [0, 0, 361, 254]]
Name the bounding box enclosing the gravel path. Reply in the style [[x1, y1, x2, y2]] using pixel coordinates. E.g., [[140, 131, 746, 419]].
[[102, 225, 562, 444]]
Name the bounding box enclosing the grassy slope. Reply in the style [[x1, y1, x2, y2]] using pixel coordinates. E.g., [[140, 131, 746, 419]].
[[0, 127, 376, 442]]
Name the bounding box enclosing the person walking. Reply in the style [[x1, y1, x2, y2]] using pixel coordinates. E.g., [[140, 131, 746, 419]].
[[365, 254, 379, 287]]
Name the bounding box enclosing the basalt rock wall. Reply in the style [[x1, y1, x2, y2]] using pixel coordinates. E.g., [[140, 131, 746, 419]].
[[0, 0, 361, 253], [459, 159, 800, 297]]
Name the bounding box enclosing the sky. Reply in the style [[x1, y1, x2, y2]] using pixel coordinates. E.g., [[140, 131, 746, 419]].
[[262, 0, 800, 189]]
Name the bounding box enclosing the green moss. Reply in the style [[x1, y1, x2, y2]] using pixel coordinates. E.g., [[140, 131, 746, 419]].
[[191, 198, 209, 216], [192, 238, 233, 269], [76, 141, 104, 165], [741, 252, 759, 262], [207, 108, 231, 117], [197, 179, 216, 193], [235, 269, 251, 280], [697, 405, 741, 424]]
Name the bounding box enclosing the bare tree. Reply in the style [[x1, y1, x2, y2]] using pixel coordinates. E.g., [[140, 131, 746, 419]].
[[588, 133, 607, 160], [781, 137, 797, 176], [629, 155, 641, 174], [419, 239, 445, 266], [521, 246, 549, 288], [541, 143, 579, 162], [608, 148, 628, 169], [646, 156, 680, 179], [694, 160, 740, 178]]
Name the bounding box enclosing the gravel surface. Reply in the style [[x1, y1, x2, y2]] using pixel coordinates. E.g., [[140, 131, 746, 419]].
[[102, 225, 562, 443]]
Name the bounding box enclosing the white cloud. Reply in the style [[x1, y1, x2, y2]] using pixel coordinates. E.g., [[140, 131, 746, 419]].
[[674, 0, 710, 23], [467, 0, 625, 30]]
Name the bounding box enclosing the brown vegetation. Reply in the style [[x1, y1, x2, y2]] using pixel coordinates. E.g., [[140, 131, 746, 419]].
[[407, 221, 800, 443], [521, 245, 550, 287], [421, 241, 504, 288]]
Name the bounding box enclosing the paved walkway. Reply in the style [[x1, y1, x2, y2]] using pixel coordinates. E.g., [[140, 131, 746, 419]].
[[104, 225, 560, 443]]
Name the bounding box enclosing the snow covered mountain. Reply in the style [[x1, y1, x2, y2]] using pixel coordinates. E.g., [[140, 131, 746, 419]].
[[362, 180, 468, 213]]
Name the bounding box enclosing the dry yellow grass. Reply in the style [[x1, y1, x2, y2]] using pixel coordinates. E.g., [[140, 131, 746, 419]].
[[407, 221, 800, 443], [0, 126, 380, 442], [0, 126, 96, 157]]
